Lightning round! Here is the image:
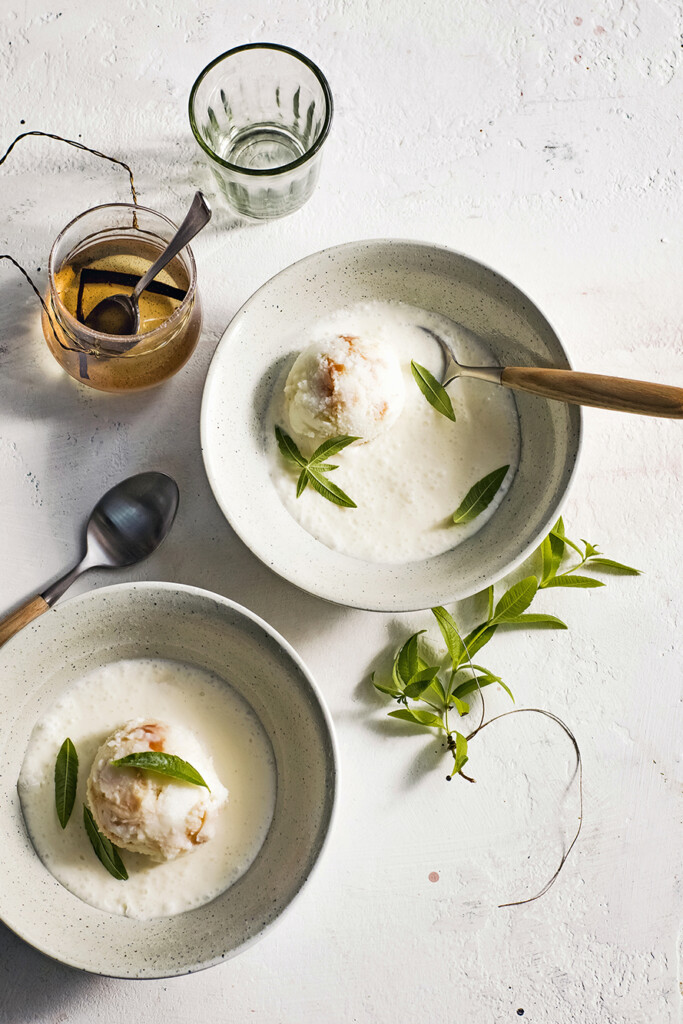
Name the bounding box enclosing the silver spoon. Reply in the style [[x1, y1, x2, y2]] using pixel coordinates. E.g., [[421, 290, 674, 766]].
[[0, 472, 179, 648], [84, 191, 212, 337], [420, 325, 683, 418]]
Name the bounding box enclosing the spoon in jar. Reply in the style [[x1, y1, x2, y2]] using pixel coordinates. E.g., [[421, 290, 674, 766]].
[[420, 325, 683, 417], [84, 191, 211, 337], [0, 471, 179, 648]]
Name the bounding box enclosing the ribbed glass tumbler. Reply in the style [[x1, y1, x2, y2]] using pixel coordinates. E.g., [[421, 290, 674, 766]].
[[189, 43, 333, 220]]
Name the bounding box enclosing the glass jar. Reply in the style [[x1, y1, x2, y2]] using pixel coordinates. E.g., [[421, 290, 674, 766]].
[[43, 203, 202, 392]]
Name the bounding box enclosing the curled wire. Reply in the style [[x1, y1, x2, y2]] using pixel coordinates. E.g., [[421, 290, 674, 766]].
[[446, 613, 583, 908], [0, 130, 138, 207]]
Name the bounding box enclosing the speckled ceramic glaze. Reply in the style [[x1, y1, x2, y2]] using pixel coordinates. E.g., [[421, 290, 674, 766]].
[[0, 583, 337, 978], [201, 240, 581, 611]]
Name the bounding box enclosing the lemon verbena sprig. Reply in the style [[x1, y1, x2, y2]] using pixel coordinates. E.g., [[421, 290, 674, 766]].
[[372, 516, 640, 782], [370, 519, 640, 906], [275, 427, 359, 508]]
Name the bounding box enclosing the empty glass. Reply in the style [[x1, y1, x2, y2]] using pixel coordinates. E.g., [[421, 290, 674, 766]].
[[189, 43, 333, 220]]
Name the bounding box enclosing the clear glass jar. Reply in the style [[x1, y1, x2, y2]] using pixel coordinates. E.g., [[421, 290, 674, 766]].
[[43, 203, 202, 392], [189, 43, 333, 220]]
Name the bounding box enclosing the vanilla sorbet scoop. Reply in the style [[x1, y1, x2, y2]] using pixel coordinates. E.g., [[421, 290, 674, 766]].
[[284, 333, 405, 445], [86, 719, 228, 861]]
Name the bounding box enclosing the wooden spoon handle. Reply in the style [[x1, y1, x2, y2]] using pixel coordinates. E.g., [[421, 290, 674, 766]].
[[0, 595, 49, 647], [501, 367, 683, 418]]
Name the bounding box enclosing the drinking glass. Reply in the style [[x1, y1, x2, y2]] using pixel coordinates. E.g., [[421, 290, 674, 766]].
[[189, 43, 333, 220]]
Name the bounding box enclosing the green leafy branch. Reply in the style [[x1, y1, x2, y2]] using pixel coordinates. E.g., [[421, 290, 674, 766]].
[[373, 517, 640, 781], [275, 427, 359, 508], [371, 519, 640, 905]]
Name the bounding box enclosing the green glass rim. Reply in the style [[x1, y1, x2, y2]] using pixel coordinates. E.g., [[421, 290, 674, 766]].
[[188, 42, 334, 177]]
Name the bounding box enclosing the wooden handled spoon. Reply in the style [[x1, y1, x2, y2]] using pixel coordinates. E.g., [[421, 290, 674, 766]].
[[0, 472, 179, 648], [420, 326, 683, 417]]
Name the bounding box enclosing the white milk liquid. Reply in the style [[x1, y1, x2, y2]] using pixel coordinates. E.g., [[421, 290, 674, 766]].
[[18, 659, 276, 919], [267, 300, 521, 563]]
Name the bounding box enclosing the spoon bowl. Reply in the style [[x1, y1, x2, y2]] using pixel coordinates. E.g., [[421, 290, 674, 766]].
[[0, 471, 180, 647], [84, 293, 141, 337], [83, 471, 180, 569]]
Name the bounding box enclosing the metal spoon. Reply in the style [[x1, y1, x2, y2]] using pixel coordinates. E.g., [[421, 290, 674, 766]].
[[0, 472, 179, 648], [84, 191, 212, 337], [420, 325, 683, 418]]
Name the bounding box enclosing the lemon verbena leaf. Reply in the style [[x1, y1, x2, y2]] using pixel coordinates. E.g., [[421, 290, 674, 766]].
[[411, 361, 455, 421], [54, 737, 78, 829], [111, 752, 210, 789], [83, 805, 128, 880]]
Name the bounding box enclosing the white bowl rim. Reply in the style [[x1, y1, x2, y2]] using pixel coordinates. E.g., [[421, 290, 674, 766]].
[[200, 237, 583, 611], [0, 580, 339, 979]]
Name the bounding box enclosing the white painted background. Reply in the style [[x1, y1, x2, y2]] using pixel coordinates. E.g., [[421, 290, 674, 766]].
[[1, 1, 681, 1021]]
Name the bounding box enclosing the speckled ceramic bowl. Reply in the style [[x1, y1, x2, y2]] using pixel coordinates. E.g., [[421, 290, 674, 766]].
[[0, 582, 337, 978], [201, 239, 581, 611]]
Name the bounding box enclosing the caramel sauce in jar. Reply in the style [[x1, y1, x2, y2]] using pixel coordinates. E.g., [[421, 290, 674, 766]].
[[43, 204, 202, 392]]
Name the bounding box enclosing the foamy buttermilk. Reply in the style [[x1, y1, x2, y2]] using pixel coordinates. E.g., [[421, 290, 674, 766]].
[[18, 659, 276, 920], [268, 300, 521, 563]]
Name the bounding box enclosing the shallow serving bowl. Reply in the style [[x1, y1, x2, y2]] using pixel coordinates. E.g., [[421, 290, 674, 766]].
[[201, 239, 581, 611], [0, 582, 337, 979]]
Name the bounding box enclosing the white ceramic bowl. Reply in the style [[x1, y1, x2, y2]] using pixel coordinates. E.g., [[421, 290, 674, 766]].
[[201, 239, 581, 611], [0, 582, 337, 978]]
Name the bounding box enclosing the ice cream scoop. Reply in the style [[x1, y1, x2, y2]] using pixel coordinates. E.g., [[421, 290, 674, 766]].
[[284, 332, 405, 446], [87, 719, 228, 861]]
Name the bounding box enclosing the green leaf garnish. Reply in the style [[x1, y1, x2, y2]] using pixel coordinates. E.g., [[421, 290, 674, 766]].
[[540, 530, 565, 585], [452, 465, 510, 524], [111, 752, 210, 789], [451, 732, 469, 775], [54, 738, 78, 830], [372, 673, 403, 698], [309, 435, 360, 463], [306, 466, 357, 508], [452, 674, 515, 703], [502, 613, 568, 628], [411, 361, 456, 421], [543, 575, 604, 589], [431, 606, 466, 669], [83, 805, 128, 880], [404, 666, 441, 699], [275, 428, 358, 507], [460, 623, 498, 661], [296, 468, 309, 498], [396, 631, 425, 685], [550, 519, 583, 557], [585, 557, 641, 575], [275, 426, 307, 468], [450, 696, 470, 717], [490, 576, 538, 623], [388, 708, 444, 729]]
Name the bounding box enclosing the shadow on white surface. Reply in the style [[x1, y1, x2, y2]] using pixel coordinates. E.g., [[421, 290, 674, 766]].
[[0, 921, 108, 1020]]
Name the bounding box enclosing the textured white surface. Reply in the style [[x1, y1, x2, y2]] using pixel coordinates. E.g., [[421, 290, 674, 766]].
[[0, 0, 681, 1021]]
